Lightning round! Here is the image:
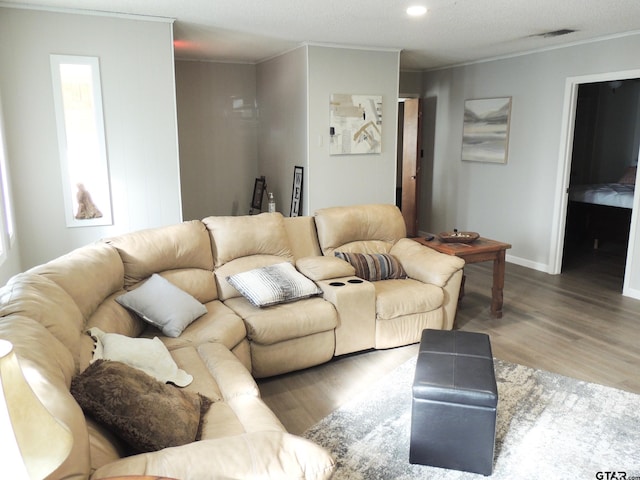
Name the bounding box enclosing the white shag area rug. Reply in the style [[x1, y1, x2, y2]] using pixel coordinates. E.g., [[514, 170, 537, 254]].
[[304, 356, 640, 479]]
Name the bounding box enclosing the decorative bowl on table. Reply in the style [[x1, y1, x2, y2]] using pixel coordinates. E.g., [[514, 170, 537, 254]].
[[439, 230, 480, 243]]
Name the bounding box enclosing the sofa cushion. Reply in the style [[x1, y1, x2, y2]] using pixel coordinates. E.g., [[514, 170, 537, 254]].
[[390, 238, 465, 287], [116, 274, 207, 337], [148, 300, 247, 352], [334, 252, 407, 281], [204, 212, 293, 268], [71, 360, 211, 454], [26, 242, 124, 323], [296, 256, 355, 281], [314, 204, 406, 256], [226, 262, 321, 308], [0, 273, 86, 370], [374, 279, 444, 319], [89, 327, 193, 387], [91, 431, 335, 480], [225, 296, 338, 346], [106, 220, 214, 289]]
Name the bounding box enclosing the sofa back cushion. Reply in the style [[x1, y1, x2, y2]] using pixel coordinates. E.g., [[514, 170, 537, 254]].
[[203, 213, 295, 301], [203, 212, 293, 268], [26, 242, 124, 322], [314, 204, 407, 256], [0, 273, 86, 370], [106, 220, 215, 293], [283, 216, 322, 259]]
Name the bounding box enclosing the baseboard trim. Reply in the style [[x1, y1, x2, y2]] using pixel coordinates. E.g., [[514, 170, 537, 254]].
[[505, 254, 551, 273]]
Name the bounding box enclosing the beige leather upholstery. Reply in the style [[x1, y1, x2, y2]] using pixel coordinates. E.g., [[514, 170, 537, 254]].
[[284, 215, 323, 259], [205, 212, 337, 378], [317, 277, 376, 356], [203, 212, 293, 268], [314, 204, 466, 348], [0, 203, 465, 480], [314, 203, 407, 256], [106, 220, 214, 289]]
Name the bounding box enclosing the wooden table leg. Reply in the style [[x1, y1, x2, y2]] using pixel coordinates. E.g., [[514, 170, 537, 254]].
[[491, 250, 506, 318], [459, 271, 466, 302]]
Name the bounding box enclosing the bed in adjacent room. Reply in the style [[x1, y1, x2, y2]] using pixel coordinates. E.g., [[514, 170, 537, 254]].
[[567, 166, 636, 248]]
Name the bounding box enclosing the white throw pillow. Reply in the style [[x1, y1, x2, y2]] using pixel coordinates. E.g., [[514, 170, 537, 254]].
[[116, 273, 208, 337], [226, 262, 322, 307], [88, 327, 193, 387]]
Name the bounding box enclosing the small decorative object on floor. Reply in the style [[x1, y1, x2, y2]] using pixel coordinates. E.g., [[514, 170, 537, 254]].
[[250, 176, 266, 214], [439, 229, 479, 243]]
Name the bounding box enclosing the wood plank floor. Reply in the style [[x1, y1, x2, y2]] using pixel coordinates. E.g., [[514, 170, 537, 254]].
[[257, 246, 640, 435]]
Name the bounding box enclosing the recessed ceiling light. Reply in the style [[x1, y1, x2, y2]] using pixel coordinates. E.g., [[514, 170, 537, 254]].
[[407, 5, 428, 17]]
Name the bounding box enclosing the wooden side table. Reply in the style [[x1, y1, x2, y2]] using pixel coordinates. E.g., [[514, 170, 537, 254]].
[[414, 236, 512, 318]]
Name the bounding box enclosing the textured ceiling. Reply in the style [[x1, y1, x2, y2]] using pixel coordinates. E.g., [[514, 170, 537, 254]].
[[4, 0, 640, 69]]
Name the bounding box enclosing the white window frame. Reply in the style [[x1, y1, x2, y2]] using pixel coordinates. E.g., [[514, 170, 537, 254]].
[[0, 95, 15, 262], [50, 55, 112, 227]]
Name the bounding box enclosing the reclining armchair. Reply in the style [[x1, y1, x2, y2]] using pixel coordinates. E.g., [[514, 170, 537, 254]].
[[310, 204, 465, 354]]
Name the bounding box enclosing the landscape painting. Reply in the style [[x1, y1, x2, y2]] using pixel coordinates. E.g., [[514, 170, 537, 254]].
[[462, 97, 512, 163]]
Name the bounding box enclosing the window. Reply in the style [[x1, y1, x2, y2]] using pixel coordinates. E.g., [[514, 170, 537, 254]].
[[0, 95, 15, 260], [50, 55, 112, 227]]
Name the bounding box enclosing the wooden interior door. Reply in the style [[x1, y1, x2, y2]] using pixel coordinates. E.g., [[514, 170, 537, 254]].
[[400, 98, 422, 236]]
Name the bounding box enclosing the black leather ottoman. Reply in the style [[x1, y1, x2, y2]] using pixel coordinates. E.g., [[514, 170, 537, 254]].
[[410, 329, 498, 475]]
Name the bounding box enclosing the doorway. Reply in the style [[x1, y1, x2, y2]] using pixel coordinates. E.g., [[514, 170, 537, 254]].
[[552, 69, 640, 299], [562, 79, 639, 285], [396, 97, 423, 237]]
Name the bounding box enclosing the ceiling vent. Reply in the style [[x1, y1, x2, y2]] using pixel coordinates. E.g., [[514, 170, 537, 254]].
[[533, 29, 577, 38]]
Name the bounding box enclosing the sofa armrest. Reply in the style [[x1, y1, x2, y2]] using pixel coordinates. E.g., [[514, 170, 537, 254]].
[[390, 238, 465, 287], [91, 431, 335, 480], [316, 277, 376, 355], [391, 239, 465, 330], [296, 256, 355, 281]]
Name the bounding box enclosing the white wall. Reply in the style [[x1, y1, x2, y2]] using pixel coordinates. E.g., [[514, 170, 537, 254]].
[[176, 60, 258, 218], [421, 34, 640, 289], [0, 7, 182, 270], [256, 47, 308, 215], [256, 45, 400, 216], [307, 46, 400, 212]]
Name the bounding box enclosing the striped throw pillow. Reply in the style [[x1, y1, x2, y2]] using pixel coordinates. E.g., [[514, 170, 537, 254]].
[[226, 262, 322, 307], [334, 252, 407, 281]]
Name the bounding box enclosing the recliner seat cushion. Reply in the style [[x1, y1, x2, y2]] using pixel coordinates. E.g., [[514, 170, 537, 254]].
[[224, 296, 338, 346], [374, 279, 444, 320]]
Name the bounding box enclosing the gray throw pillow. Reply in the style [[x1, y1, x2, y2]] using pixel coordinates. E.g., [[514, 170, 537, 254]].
[[116, 273, 207, 337]]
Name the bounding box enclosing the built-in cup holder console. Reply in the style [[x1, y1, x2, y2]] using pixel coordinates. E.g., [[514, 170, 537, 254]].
[[328, 278, 364, 287]]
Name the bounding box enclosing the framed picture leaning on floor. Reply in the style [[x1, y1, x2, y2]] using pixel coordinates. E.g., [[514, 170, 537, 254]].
[[290, 166, 303, 217]]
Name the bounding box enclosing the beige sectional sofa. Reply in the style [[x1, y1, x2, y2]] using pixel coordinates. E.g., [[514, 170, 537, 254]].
[[0, 204, 464, 480]]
